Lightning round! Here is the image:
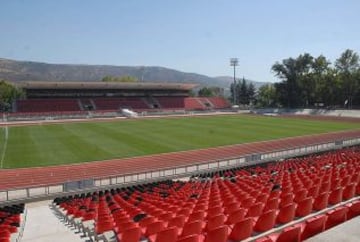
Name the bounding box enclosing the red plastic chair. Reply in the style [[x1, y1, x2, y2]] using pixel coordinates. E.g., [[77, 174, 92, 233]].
[[325, 206, 348, 229], [241, 197, 256, 208], [139, 216, 157, 228], [253, 209, 277, 232], [145, 221, 166, 236], [117, 227, 142, 242], [188, 211, 205, 222], [246, 202, 265, 218], [116, 221, 137, 234], [299, 215, 327, 240], [168, 215, 186, 228], [319, 181, 331, 194], [204, 225, 228, 242], [307, 185, 320, 198], [313, 192, 329, 211], [342, 183, 356, 200], [279, 193, 294, 208], [276, 202, 296, 224], [95, 220, 114, 234], [206, 214, 226, 232], [176, 234, 201, 242], [294, 189, 308, 203], [267, 225, 301, 242], [206, 205, 223, 216], [346, 200, 360, 220], [180, 220, 203, 238], [328, 187, 343, 205], [225, 208, 246, 226], [148, 226, 179, 242], [228, 217, 254, 241], [295, 197, 313, 217], [264, 198, 279, 211]]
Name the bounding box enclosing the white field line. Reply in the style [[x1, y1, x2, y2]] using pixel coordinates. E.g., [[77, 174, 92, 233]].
[[0, 126, 8, 168]]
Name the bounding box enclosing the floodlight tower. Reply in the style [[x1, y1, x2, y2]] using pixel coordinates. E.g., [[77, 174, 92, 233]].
[[230, 58, 239, 105]]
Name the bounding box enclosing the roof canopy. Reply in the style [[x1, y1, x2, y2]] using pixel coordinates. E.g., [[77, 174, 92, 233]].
[[16, 81, 197, 91]]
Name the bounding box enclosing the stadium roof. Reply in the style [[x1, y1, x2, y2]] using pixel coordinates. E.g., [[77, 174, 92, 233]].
[[16, 81, 198, 91]]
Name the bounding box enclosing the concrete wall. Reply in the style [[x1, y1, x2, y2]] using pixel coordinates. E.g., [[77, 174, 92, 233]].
[[253, 108, 360, 118]]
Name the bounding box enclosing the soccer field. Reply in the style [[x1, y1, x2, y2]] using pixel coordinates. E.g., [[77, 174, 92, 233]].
[[1, 115, 359, 168]]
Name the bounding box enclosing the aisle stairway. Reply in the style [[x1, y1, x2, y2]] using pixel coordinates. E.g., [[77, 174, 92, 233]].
[[21, 200, 87, 242]]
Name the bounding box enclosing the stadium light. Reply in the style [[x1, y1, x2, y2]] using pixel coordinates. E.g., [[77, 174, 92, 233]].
[[230, 58, 239, 105]]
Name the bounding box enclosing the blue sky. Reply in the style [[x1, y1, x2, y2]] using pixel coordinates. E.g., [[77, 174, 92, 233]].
[[1, 0, 359, 82]]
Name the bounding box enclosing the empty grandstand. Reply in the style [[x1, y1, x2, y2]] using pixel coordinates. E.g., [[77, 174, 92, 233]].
[[13, 82, 230, 114], [51, 147, 360, 242]]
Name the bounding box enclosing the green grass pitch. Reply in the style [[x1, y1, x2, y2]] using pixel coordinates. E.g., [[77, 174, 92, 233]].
[[1, 115, 359, 168]]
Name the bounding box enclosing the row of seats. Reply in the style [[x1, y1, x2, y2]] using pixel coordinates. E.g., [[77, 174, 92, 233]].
[[15, 97, 230, 113], [53, 147, 360, 242], [256, 200, 360, 241], [93, 98, 149, 110], [17, 99, 80, 112], [0, 204, 24, 242]]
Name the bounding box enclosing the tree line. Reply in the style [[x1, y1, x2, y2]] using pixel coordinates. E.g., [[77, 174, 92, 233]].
[[266, 49, 360, 108], [102, 75, 138, 82], [0, 80, 25, 112], [230, 49, 360, 109]]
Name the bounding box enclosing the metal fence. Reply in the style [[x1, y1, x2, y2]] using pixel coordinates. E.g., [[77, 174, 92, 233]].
[[1, 136, 360, 205]]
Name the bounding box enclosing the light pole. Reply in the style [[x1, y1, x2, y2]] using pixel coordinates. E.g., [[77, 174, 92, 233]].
[[230, 58, 238, 105]]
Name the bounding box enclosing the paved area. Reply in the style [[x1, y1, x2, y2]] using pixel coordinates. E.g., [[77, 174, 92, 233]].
[[21, 200, 88, 242]]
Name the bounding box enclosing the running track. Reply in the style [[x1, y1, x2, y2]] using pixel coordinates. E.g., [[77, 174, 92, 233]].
[[0, 129, 359, 190]]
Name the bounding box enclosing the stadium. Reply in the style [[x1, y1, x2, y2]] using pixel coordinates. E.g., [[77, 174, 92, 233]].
[[0, 81, 359, 242]]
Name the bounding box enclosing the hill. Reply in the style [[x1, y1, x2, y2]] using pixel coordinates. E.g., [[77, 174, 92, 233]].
[[0, 58, 266, 89], [0, 58, 223, 87]]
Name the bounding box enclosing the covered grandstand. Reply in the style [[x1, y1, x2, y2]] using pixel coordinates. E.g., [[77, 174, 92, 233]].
[[13, 81, 230, 114]]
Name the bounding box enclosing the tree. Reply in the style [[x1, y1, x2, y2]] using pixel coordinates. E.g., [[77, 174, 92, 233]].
[[335, 49, 359, 108], [0, 80, 25, 112], [198, 87, 213, 97], [102, 75, 138, 82], [198, 86, 223, 97], [238, 79, 248, 105], [257, 84, 277, 107], [272, 57, 301, 108], [311, 55, 331, 105], [247, 83, 256, 105], [271, 49, 360, 109]]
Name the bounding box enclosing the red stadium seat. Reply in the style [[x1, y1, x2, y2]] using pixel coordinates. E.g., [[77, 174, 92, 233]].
[[228, 217, 254, 241], [145, 221, 166, 236], [253, 210, 277, 232], [180, 220, 203, 238], [325, 206, 348, 229], [313, 192, 329, 211], [299, 215, 327, 240], [176, 234, 201, 242], [148, 226, 179, 242], [246, 202, 265, 217], [295, 197, 313, 217], [206, 214, 226, 232], [346, 200, 360, 220], [267, 225, 301, 242], [276, 202, 296, 224], [204, 225, 228, 242], [328, 187, 343, 205], [342, 183, 356, 200], [225, 208, 246, 226], [117, 227, 142, 242], [168, 215, 186, 228]]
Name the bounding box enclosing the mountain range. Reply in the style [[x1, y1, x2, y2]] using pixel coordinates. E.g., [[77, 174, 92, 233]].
[[0, 58, 266, 89]]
